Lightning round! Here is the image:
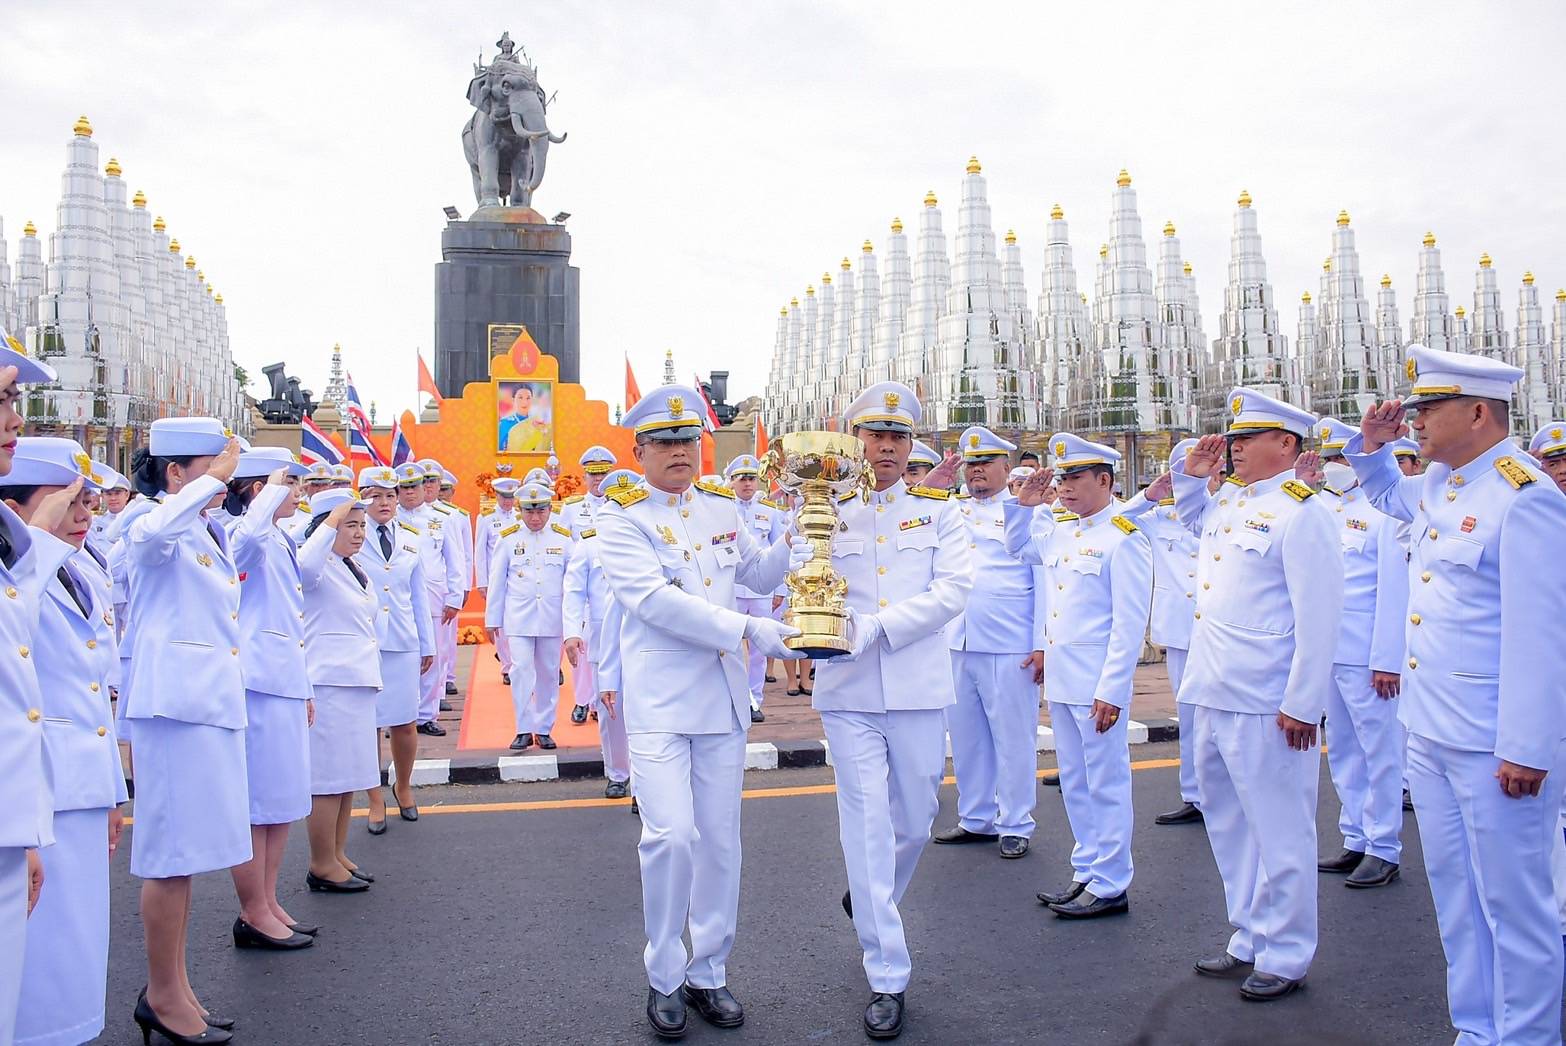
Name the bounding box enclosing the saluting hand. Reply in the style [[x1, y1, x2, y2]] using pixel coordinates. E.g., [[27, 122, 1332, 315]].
[[1294, 450, 1324, 488], [1143, 472, 1173, 502], [1497, 760, 1548, 799], [207, 438, 243, 483], [266, 466, 289, 486], [1276, 712, 1318, 751], [1015, 468, 1056, 508], [1184, 434, 1227, 479], [323, 500, 355, 529], [1359, 401, 1408, 453], [30, 478, 84, 535], [923, 451, 963, 491]]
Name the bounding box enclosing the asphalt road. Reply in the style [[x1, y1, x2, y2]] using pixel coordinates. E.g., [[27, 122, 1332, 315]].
[[97, 744, 1465, 1045]]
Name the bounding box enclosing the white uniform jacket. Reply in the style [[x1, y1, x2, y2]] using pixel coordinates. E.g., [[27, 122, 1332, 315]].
[[1345, 435, 1566, 769], [595, 482, 794, 734], [437, 500, 474, 586], [562, 530, 610, 644], [735, 496, 788, 599], [108, 497, 158, 632], [1119, 492, 1198, 650], [37, 561, 128, 811], [1004, 499, 1152, 707], [299, 524, 383, 690], [400, 505, 465, 610], [474, 505, 520, 590], [0, 506, 73, 848], [949, 491, 1045, 655], [561, 493, 608, 541], [595, 595, 625, 692], [1171, 468, 1342, 722], [811, 481, 973, 714], [1320, 485, 1409, 672], [123, 475, 247, 729], [355, 518, 436, 657], [227, 484, 312, 700], [486, 520, 574, 637]]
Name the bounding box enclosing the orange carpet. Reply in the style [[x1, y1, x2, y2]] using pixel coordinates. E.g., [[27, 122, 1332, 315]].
[[457, 642, 605, 750]]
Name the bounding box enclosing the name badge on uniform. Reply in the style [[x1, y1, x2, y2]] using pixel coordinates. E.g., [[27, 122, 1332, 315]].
[[1244, 520, 1271, 534], [546, 546, 564, 555], [899, 515, 932, 532], [711, 531, 737, 546], [513, 545, 527, 556], [403, 544, 417, 553]]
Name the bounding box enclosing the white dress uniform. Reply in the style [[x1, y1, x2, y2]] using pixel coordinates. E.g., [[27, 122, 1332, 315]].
[[813, 383, 973, 996], [1530, 423, 1566, 938], [1171, 389, 1341, 983], [1345, 346, 1566, 1046], [485, 484, 572, 738], [356, 467, 436, 729], [438, 470, 472, 689], [1119, 437, 1203, 811], [594, 386, 798, 997], [562, 477, 630, 784], [299, 492, 384, 795], [397, 464, 463, 725], [728, 456, 788, 714], [560, 451, 614, 719], [1005, 435, 1152, 900], [475, 488, 521, 675], [1315, 418, 1410, 869], [123, 424, 252, 880], [943, 427, 1046, 845], [226, 452, 315, 827]]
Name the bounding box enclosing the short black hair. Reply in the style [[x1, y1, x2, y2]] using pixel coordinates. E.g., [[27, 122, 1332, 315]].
[[1066, 464, 1115, 483], [1018, 450, 1041, 464], [0, 485, 42, 506]]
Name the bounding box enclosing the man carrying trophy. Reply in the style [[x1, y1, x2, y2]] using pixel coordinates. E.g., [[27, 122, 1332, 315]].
[[787, 381, 971, 1040]]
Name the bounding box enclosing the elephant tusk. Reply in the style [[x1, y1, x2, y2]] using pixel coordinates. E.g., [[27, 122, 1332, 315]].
[[548, 131, 568, 144]]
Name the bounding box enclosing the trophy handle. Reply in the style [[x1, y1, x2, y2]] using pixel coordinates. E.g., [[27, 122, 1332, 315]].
[[761, 446, 783, 490]]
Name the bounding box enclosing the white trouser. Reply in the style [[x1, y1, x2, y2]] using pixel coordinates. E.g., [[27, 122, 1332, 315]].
[[419, 596, 452, 723], [1323, 663, 1405, 862], [628, 721, 746, 994], [0, 847, 23, 1046], [822, 708, 946, 994], [1554, 803, 1566, 934], [496, 630, 514, 673], [572, 637, 595, 709], [1408, 733, 1565, 1046], [947, 650, 1040, 839], [1051, 701, 1134, 897], [1194, 705, 1318, 980], [508, 635, 563, 735], [444, 616, 458, 685], [1166, 647, 1198, 806], [576, 641, 631, 785], [735, 597, 774, 707]]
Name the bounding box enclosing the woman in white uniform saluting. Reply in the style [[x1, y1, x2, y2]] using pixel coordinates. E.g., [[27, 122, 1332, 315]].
[[123, 418, 248, 1045], [299, 490, 383, 891], [5, 438, 126, 1046], [222, 447, 318, 949]]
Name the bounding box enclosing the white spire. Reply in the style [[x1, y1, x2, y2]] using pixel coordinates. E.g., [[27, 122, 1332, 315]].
[[1312, 210, 1384, 421], [0, 219, 12, 334], [1296, 292, 1318, 391], [1000, 229, 1035, 345], [1154, 220, 1201, 432], [840, 241, 879, 414], [1035, 204, 1085, 433], [827, 259, 854, 422], [808, 273, 835, 429], [1469, 253, 1509, 361], [1206, 189, 1297, 425], [661, 345, 677, 385], [1374, 274, 1403, 396], [895, 190, 949, 395], [1550, 288, 1566, 408], [1409, 231, 1456, 352], [870, 216, 909, 380], [1515, 273, 1550, 435]]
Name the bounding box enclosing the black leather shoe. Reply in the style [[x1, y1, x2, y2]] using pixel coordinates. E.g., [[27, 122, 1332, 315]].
[[605, 780, 629, 799], [305, 871, 369, 893], [1403, 788, 1414, 811], [1345, 855, 1400, 888], [646, 987, 686, 1039], [501, 672, 511, 685], [765, 675, 777, 683], [537, 734, 557, 750], [415, 721, 446, 737], [366, 816, 387, 836], [682, 984, 744, 1028], [1036, 880, 1086, 906], [1041, 770, 1061, 787], [842, 889, 853, 919], [394, 788, 419, 821], [288, 922, 320, 936], [932, 825, 1000, 845], [134, 989, 233, 1044], [863, 991, 905, 1039], [444, 682, 458, 696], [1317, 848, 1365, 873], [630, 796, 640, 816], [1049, 890, 1129, 919], [349, 868, 374, 883], [233, 917, 313, 950], [1155, 802, 1203, 825], [510, 732, 534, 751], [1240, 971, 1305, 1001], [203, 1013, 236, 1031], [750, 707, 765, 723], [999, 836, 1029, 858], [571, 704, 589, 724], [1194, 952, 1253, 978]]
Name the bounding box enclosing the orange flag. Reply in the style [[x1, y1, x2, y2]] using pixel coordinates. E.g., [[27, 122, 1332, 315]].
[[417, 352, 442, 403], [754, 416, 768, 457], [701, 430, 715, 477], [625, 353, 643, 410]]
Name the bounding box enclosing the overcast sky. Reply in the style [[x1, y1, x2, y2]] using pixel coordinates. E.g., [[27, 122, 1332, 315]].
[[3, 1, 1563, 423]]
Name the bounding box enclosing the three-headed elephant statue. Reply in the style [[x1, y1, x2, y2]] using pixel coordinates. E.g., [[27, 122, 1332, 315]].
[[462, 62, 567, 210]]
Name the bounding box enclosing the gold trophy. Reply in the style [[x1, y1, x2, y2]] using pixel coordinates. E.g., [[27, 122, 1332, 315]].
[[762, 431, 871, 658]]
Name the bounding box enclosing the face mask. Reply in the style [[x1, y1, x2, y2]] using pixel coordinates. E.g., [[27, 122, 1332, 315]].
[[1323, 462, 1356, 491]]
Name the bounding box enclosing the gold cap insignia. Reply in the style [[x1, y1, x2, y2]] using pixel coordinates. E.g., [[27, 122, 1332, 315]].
[[379, 468, 393, 481], [1405, 357, 1417, 381], [668, 395, 685, 417], [615, 475, 632, 488], [968, 434, 980, 449], [223, 427, 234, 438], [1553, 428, 1564, 441], [1231, 395, 1244, 416], [1054, 440, 1067, 457], [72, 453, 102, 484], [884, 391, 900, 411], [1320, 425, 1330, 439], [4, 332, 25, 355]]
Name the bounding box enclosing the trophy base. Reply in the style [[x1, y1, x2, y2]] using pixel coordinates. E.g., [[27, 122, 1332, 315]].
[[784, 607, 850, 660], [786, 638, 853, 660]]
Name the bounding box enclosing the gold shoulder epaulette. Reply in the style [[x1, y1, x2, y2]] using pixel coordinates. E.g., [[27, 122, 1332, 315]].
[[551, 522, 572, 537], [908, 485, 950, 500], [580, 528, 597, 539], [398, 520, 420, 535], [695, 479, 735, 499], [836, 490, 858, 503], [479, 507, 494, 517], [1111, 515, 1138, 534], [499, 524, 520, 538], [1495, 456, 1536, 490], [956, 492, 972, 500], [297, 499, 311, 512], [1281, 479, 1315, 501], [762, 497, 787, 510], [1054, 511, 1080, 522], [608, 486, 648, 508], [431, 502, 452, 515], [1157, 497, 1175, 506], [562, 494, 585, 505], [1224, 474, 1247, 486]]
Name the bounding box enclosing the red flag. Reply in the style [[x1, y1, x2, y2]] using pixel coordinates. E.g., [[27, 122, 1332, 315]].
[[754, 416, 768, 458], [693, 373, 721, 431], [417, 352, 442, 403], [625, 354, 642, 410]]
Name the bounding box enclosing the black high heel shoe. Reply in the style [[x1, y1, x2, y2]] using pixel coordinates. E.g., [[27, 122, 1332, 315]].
[[203, 1014, 236, 1031], [134, 989, 233, 1044], [391, 784, 419, 821]]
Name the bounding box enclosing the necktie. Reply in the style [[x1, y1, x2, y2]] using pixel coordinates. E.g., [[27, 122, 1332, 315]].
[[344, 556, 369, 589], [379, 523, 393, 559], [57, 565, 87, 616], [0, 516, 14, 569]]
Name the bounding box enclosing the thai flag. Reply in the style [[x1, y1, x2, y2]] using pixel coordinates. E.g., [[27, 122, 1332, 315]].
[[389, 417, 414, 467], [300, 415, 345, 467], [345, 373, 371, 432], [348, 424, 387, 467], [693, 373, 721, 431]]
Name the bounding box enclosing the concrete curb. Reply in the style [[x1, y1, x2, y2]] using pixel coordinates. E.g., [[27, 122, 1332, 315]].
[[384, 716, 1181, 788]]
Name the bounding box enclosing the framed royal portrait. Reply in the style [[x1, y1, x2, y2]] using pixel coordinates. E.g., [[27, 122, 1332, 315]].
[[496, 379, 554, 454]]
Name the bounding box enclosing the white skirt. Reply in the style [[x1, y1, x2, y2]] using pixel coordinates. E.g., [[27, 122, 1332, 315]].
[[243, 690, 312, 825], [376, 650, 421, 728], [1, 848, 25, 1044], [114, 655, 134, 745], [15, 808, 110, 1046], [129, 717, 252, 879], [309, 685, 379, 795]]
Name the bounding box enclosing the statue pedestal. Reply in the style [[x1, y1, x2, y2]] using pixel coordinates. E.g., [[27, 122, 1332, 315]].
[[433, 214, 580, 395]]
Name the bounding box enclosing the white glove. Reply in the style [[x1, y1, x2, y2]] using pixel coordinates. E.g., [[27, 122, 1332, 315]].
[[786, 538, 815, 573], [744, 615, 804, 659], [839, 608, 883, 662]]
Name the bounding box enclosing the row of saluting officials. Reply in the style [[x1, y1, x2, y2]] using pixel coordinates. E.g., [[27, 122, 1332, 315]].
[[2, 335, 1566, 1044]]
